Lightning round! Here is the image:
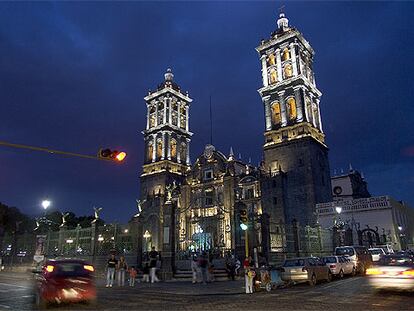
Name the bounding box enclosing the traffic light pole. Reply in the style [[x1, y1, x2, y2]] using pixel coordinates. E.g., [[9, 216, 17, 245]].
[[0, 140, 115, 162], [244, 229, 249, 258]]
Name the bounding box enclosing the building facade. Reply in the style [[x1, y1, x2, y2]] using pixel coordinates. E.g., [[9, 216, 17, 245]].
[[137, 13, 333, 266], [316, 196, 414, 251]]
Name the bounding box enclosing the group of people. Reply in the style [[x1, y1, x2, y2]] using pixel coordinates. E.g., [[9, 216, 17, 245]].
[[105, 247, 160, 287], [106, 254, 136, 287], [190, 252, 215, 285]]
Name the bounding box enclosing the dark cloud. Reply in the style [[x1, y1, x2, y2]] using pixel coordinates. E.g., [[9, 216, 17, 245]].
[[0, 2, 413, 222]]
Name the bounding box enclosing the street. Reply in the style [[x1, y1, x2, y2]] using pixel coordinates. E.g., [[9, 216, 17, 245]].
[[0, 272, 413, 310]]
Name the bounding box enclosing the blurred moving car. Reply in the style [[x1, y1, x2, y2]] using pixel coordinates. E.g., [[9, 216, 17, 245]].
[[367, 254, 414, 291], [322, 256, 356, 278], [281, 257, 331, 286], [335, 246, 372, 274], [33, 258, 96, 308], [369, 248, 386, 262]]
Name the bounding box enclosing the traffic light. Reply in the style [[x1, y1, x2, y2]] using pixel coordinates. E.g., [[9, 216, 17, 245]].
[[239, 209, 248, 231], [98, 149, 127, 162]]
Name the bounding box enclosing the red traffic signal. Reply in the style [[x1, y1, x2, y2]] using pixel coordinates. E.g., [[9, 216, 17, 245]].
[[98, 149, 127, 162]]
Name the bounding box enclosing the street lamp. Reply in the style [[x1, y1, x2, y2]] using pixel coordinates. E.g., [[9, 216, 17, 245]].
[[42, 200, 51, 210], [398, 225, 403, 232], [335, 206, 342, 214]]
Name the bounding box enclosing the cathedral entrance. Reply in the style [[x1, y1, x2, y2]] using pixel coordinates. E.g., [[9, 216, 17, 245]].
[[191, 231, 213, 252]]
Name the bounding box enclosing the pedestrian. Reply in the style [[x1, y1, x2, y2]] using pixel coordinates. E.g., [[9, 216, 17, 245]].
[[235, 258, 241, 276], [149, 247, 160, 283], [117, 256, 128, 286], [191, 255, 198, 284], [129, 266, 137, 287], [142, 263, 150, 283], [106, 254, 117, 288], [198, 252, 208, 285], [226, 255, 236, 281], [244, 256, 254, 294]]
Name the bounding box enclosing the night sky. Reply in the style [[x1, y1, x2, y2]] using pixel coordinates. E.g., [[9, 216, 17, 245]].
[[0, 2, 413, 223]]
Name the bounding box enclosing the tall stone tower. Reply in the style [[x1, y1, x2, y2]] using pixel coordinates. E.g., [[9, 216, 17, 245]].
[[256, 13, 332, 225], [139, 69, 192, 248]]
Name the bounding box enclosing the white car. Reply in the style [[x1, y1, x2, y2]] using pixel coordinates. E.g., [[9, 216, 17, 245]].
[[322, 256, 356, 278], [369, 248, 386, 262]]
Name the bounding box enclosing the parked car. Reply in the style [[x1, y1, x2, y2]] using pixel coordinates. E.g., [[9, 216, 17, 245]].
[[367, 254, 414, 291], [33, 258, 96, 308], [369, 248, 386, 262], [335, 246, 373, 274], [281, 257, 332, 286], [322, 256, 356, 278]]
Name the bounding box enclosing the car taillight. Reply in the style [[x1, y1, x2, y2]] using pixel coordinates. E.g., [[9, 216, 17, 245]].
[[366, 268, 383, 275], [330, 264, 336, 269], [84, 265, 94, 272], [401, 269, 414, 277], [45, 265, 54, 273]]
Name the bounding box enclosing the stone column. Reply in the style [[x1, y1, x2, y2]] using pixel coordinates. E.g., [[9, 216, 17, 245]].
[[177, 103, 181, 128], [276, 48, 283, 82], [152, 134, 156, 162], [309, 94, 316, 127], [160, 200, 176, 280], [290, 43, 298, 76], [316, 99, 323, 132], [185, 106, 189, 131], [279, 92, 287, 126], [186, 138, 191, 165], [293, 87, 304, 122], [146, 104, 150, 130], [303, 88, 310, 123], [169, 99, 172, 124], [163, 98, 167, 124], [155, 101, 159, 127], [261, 55, 268, 87], [161, 132, 166, 160], [167, 132, 171, 160], [177, 135, 181, 163], [263, 96, 272, 131]]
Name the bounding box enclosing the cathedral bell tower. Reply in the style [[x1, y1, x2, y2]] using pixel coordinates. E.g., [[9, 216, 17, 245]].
[[256, 13, 332, 225], [140, 68, 192, 201]]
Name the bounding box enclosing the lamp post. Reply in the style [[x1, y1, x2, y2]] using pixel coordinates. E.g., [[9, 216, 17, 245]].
[[334, 206, 344, 247]]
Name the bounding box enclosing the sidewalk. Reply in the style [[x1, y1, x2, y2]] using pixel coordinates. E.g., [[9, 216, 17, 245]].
[[97, 278, 246, 296]]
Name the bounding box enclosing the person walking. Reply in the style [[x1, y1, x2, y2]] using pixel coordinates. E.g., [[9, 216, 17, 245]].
[[226, 255, 236, 281], [244, 256, 254, 294], [198, 252, 208, 285], [106, 254, 117, 288], [129, 266, 137, 287], [149, 247, 160, 283], [142, 263, 150, 283], [117, 256, 128, 286], [191, 255, 198, 284]]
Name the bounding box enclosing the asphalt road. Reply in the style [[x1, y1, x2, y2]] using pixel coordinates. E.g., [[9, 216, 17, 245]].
[[0, 272, 413, 311]]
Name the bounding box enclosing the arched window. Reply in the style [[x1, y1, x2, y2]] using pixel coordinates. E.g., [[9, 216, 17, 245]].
[[149, 114, 156, 128], [267, 53, 276, 66], [170, 139, 177, 159], [282, 48, 290, 61], [271, 102, 281, 126], [286, 97, 297, 121], [156, 139, 163, 159], [284, 64, 293, 78], [180, 143, 187, 163], [269, 68, 278, 84], [147, 142, 153, 161]]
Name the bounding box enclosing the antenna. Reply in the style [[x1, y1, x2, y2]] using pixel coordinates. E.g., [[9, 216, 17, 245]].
[[209, 95, 213, 145]]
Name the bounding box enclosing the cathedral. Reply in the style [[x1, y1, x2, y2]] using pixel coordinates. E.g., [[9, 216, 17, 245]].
[[137, 12, 332, 266]]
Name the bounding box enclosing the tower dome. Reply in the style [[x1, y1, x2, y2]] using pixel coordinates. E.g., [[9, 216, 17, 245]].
[[277, 13, 289, 30], [164, 68, 174, 81]]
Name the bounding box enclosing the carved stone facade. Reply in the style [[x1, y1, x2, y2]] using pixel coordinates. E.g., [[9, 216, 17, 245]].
[[138, 13, 333, 266]]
